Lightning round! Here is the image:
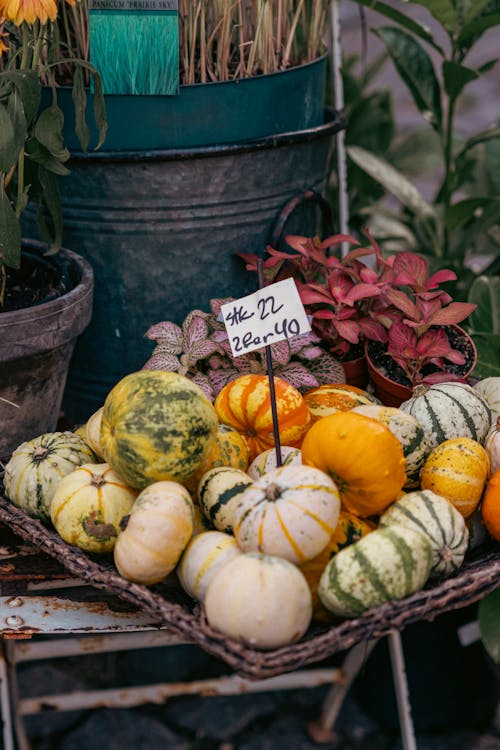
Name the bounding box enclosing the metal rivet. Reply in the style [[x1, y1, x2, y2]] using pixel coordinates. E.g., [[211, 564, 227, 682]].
[[6, 597, 23, 608], [5, 615, 24, 627]]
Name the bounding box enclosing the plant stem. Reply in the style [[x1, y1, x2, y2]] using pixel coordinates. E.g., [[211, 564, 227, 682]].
[[442, 96, 456, 260]]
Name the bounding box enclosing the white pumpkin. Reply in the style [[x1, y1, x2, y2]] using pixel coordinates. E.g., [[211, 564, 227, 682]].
[[85, 406, 105, 459], [233, 464, 340, 564], [247, 446, 302, 480], [114, 481, 194, 585], [177, 530, 241, 602], [474, 377, 500, 422], [197, 466, 252, 534], [204, 552, 312, 649], [484, 417, 500, 475]]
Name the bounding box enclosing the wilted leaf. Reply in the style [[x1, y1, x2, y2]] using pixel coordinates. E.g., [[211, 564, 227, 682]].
[[34, 105, 70, 162], [0, 103, 16, 172], [72, 68, 90, 153], [0, 185, 21, 267], [3, 70, 40, 126]]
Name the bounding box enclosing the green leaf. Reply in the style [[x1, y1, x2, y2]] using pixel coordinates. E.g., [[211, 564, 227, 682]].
[[468, 275, 500, 333], [442, 60, 479, 102], [478, 589, 500, 663], [477, 58, 498, 75], [458, 12, 500, 46], [462, 0, 494, 25], [405, 0, 457, 34], [25, 138, 71, 177], [7, 88, 27, 164], [34, 105, 70, 163], [471, 333, 500, 377], [0, 183, 21, 268], [458, 125, 500, 158], [445, 197, 500, 231], [347, 146, 436, 219], [71, 68, 90, 153], [374, 27, 442, 132], [38, 167, 63, 253], [0, 104, 16, 173], [1, 70, 41, 126], [90, 71, 108, 150], [485, 137, 500, 194], [350, 0, 445, 53]]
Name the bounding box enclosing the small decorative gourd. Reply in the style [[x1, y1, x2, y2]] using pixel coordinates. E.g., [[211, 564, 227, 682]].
[[301, 411, 407, 517], [473, 377, 500, 422], [318, 526, 433, 619], [204, 552, 312, 649], [100, 370, 219, 489], [420, 437, 490, 518], [213, 374, 311, 460], [481, 468, 500, 541], [197, 467, 253, 534], [247, 446, 302, 480], [177, 530, 242, 602], [233, 464, 340, 564], [50, 464, 138, 553], [351, 404, 431, 489], [304, 383, 380, 422], [114, 481, 194, 584], [4, 432, 97, 521], [399, 382, 491, 450], [379, 490, 469, 578], [484, 417, 500, 475], [183, 423, 250, 493], [85, 407, 105, 460]]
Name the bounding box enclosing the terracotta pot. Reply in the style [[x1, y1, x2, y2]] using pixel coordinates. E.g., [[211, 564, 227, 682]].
[[365, 325, 477, 408], [341, 354, 369, 390]]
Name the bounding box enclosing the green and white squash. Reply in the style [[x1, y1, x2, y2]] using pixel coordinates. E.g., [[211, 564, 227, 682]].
[[177, 530, 241, 602], [247, 446, 302, 480], [379, 490, 469, 578], [352, 405, 431, 489], [473, 377, 500, 422], [399, 382, 491, 450], [318, 526, 433, 619], [484, 417, 500, 475], [4, 432, 97, 521], [197, 466, 253, 534]]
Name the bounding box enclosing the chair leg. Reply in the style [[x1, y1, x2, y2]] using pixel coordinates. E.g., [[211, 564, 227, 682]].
[[388, 630, 418, 750], [3, 641, 31, 750], [0, 641, 16, 750]]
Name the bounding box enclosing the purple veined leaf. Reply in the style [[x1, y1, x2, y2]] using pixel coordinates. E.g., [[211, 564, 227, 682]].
[[384, 287, 420, 319], [388, 322, 418, 357], [208, 368, 242, 397], [297, 344, 325, 360], [142, 350, 182, 372], [210, 297, 234, 317], [335, 319, 361, 344], [392, 252, 429, 289], [305, 351, 347, 385], [415, 296, 442, 324], [189, 372, 215, 401], [269, 339, 292, 366], [276, 361, 320, 391], [358, 318, 387, 343], [189, 339, 221, 362], [344, 283, 382, 304], [426, 268, 457, 289], [183, 311, 211, 345], [426, 302, 477, 326], [144, 321, 183, 351]]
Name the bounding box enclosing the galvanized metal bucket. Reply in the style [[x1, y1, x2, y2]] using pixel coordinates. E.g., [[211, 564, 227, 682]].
[[58, 109, 346, 422]]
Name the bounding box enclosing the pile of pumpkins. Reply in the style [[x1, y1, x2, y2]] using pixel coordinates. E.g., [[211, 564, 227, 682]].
[[3, 370, 500, 651]]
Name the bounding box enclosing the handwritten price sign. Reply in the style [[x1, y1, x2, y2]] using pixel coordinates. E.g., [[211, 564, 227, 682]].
[[221, 278, 311, 357]]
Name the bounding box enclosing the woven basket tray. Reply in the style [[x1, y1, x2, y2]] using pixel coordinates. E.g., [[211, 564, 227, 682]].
[[0, 496, 498, 680]]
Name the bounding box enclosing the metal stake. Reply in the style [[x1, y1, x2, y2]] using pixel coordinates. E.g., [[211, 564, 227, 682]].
[[388, 630, 418, 750]]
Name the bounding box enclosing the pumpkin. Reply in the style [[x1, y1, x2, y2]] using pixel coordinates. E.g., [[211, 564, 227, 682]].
[[50, 463, 138, 553], [304, 383, 380, 422], [318, 526, 433, 619], [399, 382, 491, 451], [100, 370, 219, 489], [213, 374, 311, 460], [177, 530, 241, 602], [204, 552, 312, 649], [233, 464, 340, 564], [484, 417, 500, 475], [247, 446, 302, 480], [351, 404, 431, 489], [420, 437, 490, 518], [183, 423, 250, 493], [4, 432, 97, 521], [379, 490, 469, 578], [300, 511, 375, 621], [301, 411, 407, 517], [481, 468, 500, 541], [113, 481, 194, 584], [85, 407, 105, 460], [473, 377, 500, 422], [197, 467, 253, 534], [192, 503, 214, 536]]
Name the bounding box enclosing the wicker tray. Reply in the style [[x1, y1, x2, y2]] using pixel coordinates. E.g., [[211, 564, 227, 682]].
[[0, 496, 498, 680]]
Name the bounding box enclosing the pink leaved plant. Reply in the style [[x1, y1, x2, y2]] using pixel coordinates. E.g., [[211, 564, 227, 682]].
[[143, 298, 345, 401]]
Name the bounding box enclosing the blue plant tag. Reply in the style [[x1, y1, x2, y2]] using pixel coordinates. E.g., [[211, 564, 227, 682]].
[[89, 0, 179, 95]]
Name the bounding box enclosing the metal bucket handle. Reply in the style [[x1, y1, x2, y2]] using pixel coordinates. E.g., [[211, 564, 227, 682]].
[[268, 189, 334, 251]]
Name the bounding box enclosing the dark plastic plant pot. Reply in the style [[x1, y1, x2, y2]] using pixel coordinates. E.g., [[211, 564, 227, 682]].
[[0, 242, 93, 459], [51, 56, 327, 151], [341, 354, 369, 390], [365, 325, 478, 407]]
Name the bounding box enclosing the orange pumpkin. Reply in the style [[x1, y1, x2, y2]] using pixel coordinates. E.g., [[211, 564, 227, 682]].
[[304, 383, 380, 423], [301, 411, 407, 517], [214, 374, 311, 460], [183, 424, 250, 494], [481, 469, 500, 541]]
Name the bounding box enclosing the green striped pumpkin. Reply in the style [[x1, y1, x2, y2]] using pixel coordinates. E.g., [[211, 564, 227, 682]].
[[100, 371, 219, 489], [379, 490, 469, 579], [399, 382, 491, 451], [177, 530, 242, 602], [318, 526, 433, 619], [351, 405, 431, 489], [197, 466, 253, 534], [4, 432, 96, 521], [247, 446, 302, 480], [484, 417, 500, 475]]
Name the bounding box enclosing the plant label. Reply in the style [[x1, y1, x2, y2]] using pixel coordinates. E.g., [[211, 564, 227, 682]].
[[221, 278, 311, 358], [89, 0, 179, 95]]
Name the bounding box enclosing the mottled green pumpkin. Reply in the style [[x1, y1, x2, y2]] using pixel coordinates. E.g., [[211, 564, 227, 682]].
[[100, 371, 219, 489]]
